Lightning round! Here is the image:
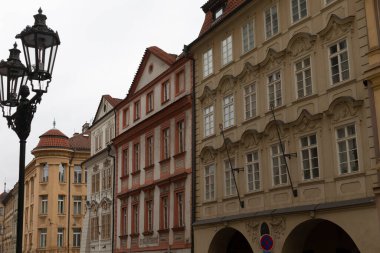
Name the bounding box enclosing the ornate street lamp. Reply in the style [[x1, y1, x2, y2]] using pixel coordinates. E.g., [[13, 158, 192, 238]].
[[0, 8, 60, 253]]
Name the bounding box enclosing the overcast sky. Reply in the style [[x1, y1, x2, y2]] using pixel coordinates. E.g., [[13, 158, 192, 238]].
[[0, 0, 205, 190]]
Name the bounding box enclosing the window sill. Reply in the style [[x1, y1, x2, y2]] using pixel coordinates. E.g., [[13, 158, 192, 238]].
[[245, 189, 264, 196], [334, 171, 364, 181], [240, 46, 257, 58], [203, 133, 216, 142], [142, 231, 154, 236], [264, 32, 282, 45], [298, 178, 324, 187], [39, 181, 48, 184], [222, 194, 238, 201], [221, 125, 237, 134], [269, 184, 291, 192], [57, 213, 66, 216], [326, 78, 356, 93], [157, 228, 169, 234], [242, 115, 260, 125], [220, 60, 235, 72], [289, 16, 311, 30], [120, 174, 129, 180], [291, 93, 318, 106], [173, 151, 186, 159], [130, 233, 140, 238], [39, 214, 48, 217], [264, 104, 286, 116], [119, 234, 128, 239], [72, 214, 82, 218], [175, 89, 185, 97], [202, 199, 217, 205], [161, 100, 170, 106], [172, 226, 185, 232], [131, 169, 141, 176], [159, 158, 171, 165], [144, 164, 155, 171]]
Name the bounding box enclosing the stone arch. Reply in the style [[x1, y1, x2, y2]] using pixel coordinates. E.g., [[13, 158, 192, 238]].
[[282, 219, 360, 253], [209, 227, 254, 253]]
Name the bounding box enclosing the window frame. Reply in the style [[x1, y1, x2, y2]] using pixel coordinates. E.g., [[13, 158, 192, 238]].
[[224, 159, 237, 196], [203, 104, 215, 137], [221, 35, 233, 66], [300, 133, 320, 180], [271, 143, 288, 186], [328, 38, 350, 85], [146, 91, 154, 113], [204, 163, 216, 201], [267, 70, 282, 109], [244, 82, 257, 120], [336, 123, 359, 174], [264, 4, 279, 39], [241, 19, 255, 54], [203, 48, 213, 78], [161, 80, 171, 104], [291, 0, 308, 23], [246, 150, 261, 192], [134, 100, 141, 121], [223, 94, 235, 129], [57, 195, 65, 215], [295, 56, 313, 99]]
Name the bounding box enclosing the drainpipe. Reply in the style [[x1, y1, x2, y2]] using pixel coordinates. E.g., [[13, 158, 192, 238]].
[[109, 108, 117, 253], [190, 52, 196, 253], [68, 149, 75, 253]]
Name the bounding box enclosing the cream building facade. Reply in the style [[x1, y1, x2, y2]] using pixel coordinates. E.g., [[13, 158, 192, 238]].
[[189, 0, 380, 252], [3, 184, 17, 253], [80, 95, 121, 253], [23, 126, 90, 253]]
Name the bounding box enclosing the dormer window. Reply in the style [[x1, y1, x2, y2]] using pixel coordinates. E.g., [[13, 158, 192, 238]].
[[214, 7, 223, 20]]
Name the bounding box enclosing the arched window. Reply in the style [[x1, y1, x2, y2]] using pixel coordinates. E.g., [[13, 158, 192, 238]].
[[260, 222, 270, 235]]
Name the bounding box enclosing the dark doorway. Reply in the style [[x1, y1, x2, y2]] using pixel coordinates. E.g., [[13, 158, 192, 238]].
[[209, 227, 253, 253]]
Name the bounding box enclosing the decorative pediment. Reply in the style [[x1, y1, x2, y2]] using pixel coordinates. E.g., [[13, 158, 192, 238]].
[[93, 164, 99, 173], [90, 200, 99, 213], [241, 129, 262, 148], [259, 48, 286, 71], [325, 96, 363, 122], [237, 62, 259, 85], [198, 85, 216, 105], [219, 137, 239, 153], [286, 32, 317, 57], [100, 197, 112, 210], [269, 216, 286, 239], [103, 159, 111, 168], [318, 15, 355, 42], [246, 220, 260, 244], [200, 146, 217, 164], [217, 75, 235, 94], [263, 120, 286, 141], [290, 109, 323, 132]]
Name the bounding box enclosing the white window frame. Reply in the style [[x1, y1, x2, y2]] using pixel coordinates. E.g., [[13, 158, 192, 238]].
[[264, 5, 279, 39], [58, 164, 65, 183], [224, 159, 237, 196], [58, 195, 65, 214], [221, 35, 233, 66], [177, 192, 185, 227], [163, 128, 170, 159], [177, 120, 185, 153], [203, 49, 213, 78], [242, 20, 255, 54], [163, 81, 170, 102], [162, 196, 169, 229], [295, 56, 312, 98], [300, 134, 319, 180], [40, 195, 48, 215], [336, 124, 359, 174], [39, 228, 47, 248], [214, 7, 223, 20], [271, 143, 288, 186], [329, 39, 350, 85], [223, 94, 235, 128], [291, 0, 308, 23], [204, 164, 215, 201], [204, 105, 215, 137], [147, 136, 154, 166], [41, 164, 49, 182], [73, 166, 82, 184], [244, 82, 257, 120], [73, 228, 81, 247], [57, 228, 64, 248], [147, 200, 153, 231], [267, 71, 282, 109], [73, 196, 82, 215], [246, 151, 260, 192]]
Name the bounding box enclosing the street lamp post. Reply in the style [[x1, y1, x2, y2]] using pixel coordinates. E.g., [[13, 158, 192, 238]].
[[0, 8, 60, 253]]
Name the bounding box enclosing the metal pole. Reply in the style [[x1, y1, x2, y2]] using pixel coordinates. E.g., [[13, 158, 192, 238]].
[[16, 139, 26, 253]]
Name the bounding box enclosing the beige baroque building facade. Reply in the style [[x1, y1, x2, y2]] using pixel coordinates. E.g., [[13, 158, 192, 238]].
[[23, 126, 90, 253], [189, 0, 380, 252], [3, 184, 17, 253]]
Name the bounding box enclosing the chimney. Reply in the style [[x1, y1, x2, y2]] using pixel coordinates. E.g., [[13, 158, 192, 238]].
[[82, 122, 90, 133]]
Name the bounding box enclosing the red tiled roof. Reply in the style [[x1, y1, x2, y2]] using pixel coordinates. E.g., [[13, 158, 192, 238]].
[[34, 129, 70, 150], [199, 0, 245, 36], [127, 46, 177, 98], [103, 95, 123, 107], [69, 132, 90, 151]]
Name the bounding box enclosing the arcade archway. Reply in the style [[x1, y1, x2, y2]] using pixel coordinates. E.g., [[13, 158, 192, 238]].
[[282, 219, 360, 253], [208, 227, 253, 253]]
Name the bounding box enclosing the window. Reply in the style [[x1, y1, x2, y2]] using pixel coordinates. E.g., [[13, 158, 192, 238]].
[[121, 207, 128, 235], [85, 169, 88, 184], [162, 80, 170, 103], [134, 100, 140, 121], [123, 148, 129, 176], [246, 151, 260, 192], [329, 39, 349, 84], [134, 143, 140, 172], [161, 196, 169, 229], [147, 91, 154, 113], [177, 120, 185, 153], [221, 35, 233, 66], [205, 164, 215, 201], [162, 128, 170, 159], [272, 143, 288, 185], [105, 167, 112, 189], [58, 195, 65, 214], [90, 217, 99, 241], [295, 57, 312, 98], [292, 0, 307, 23], [268, 71, 282, 109], [336, 124, 358, 174], [74, 166, 82, 184], [214, 7, 223, 20], [176, 70, 185, 94], [132, 204, 139, 234], [300, 134, 319, 180], [146, 136, 154, 166], [40, 195, 48, 215], [244, 83, 257, 119], [145, 199, 153, 232], [91, 173, 100, 193], [73, 228, 81, 247], [176, 192, 185, 227], [57, 228, 64, 248], [58, 164, 65, 183], [123, 107, 129, 127], [224, 159, 237, 196], [73, 196, 82, 215], [105, 125, 114, 144], [95, 132, 102, 151], [223, 94, 234, 128], [203, 49, 213, 77], [39, 228, 47, 248], [204, 105, 214, 137], [265, 5, 279, 39], [242, 20, 254, 53], [0, 207, 3, 216], [101, 213, 111, 239], [41, 164, 48, 182]]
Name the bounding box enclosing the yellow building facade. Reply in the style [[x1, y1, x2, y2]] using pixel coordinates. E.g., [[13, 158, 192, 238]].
[[23, 127, 89, 253], [189, 0, 380, 252]]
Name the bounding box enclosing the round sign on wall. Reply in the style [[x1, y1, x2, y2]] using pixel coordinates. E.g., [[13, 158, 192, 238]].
[[260, 234, 274, 251]]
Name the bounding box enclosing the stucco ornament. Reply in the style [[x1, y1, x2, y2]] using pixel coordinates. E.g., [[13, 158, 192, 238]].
[[270, 216, 286, 239], [200, 146, 217, 164], [286, 32, 317, 57], [325, 96, 363, 122], [237, 62, 259, 85], [198, 85, 216, 105], [259, 48, 286, 71], [241, 129, 262, 148], [291, 109, 323, 133], [246, 220, 260, 244], [217, 75, 235, 95], [318, 14, 355, 42], [264, 120, 286, 141], [103, 159, 111, 167]]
